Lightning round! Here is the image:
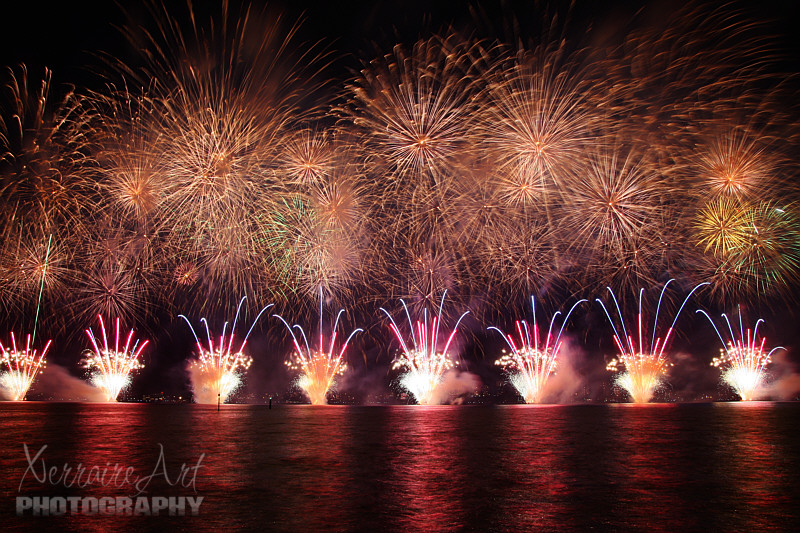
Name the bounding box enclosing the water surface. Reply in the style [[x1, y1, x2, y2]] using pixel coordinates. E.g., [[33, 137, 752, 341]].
[[1, 402, 798, 531]]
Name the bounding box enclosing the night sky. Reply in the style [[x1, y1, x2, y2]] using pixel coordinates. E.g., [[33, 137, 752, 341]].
[[3, 0, 798, 90], [1, 0, 799, 401]]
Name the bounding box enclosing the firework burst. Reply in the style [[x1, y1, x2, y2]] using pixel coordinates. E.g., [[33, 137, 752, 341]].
[[697, 307, 784, 401], [693, 200, 800, 301], [489, 296, 585, 403], [274, 290, 362, 405], [380, 292, 470, 405], [83, 315, 148, 402], [0, 333, 50, 401], [598, 280, 708, 403], [179, 297, 271, 404]]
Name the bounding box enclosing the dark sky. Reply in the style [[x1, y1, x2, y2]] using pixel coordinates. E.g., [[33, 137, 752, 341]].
[[1, 0, 797, 90], [2, 1, 799, 399]]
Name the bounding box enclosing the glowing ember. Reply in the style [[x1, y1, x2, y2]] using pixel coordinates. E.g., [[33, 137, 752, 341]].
[[489, 296, 585, 403], [0, 333, 50, 401], [179, 297, 271, 404], [83, 315, 148, 402], [697, 307, 784, 401], [598, 280, 708, 403], [381, 292, 469, 405]]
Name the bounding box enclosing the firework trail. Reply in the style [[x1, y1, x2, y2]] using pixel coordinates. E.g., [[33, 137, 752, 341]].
[[274, 290, 362, 405], [598, 280, 708, 403], [697, 307, 784, 401], [0, 333, 50, 401], [179, 297, 272, 404], [83, 315, 148, 402], [380, 291, 470, 405], [489, 296, 585, 403]]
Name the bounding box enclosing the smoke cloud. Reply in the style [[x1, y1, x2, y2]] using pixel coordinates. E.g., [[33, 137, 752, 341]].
[[28, 364, 107, 401], [430, 369, 481, 405], [758, 350, 800, 400], [538, 338, 585, 404]]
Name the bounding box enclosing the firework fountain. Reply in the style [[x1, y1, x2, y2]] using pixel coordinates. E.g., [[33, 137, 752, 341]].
[[598, 280, 709, 403], [380, 292, 470, 405], [273, 290, 363, 405], [83, 315, 148, 402], [0, 333, 50, 401], [697, 307, 784, 401], [179, 298, 272, 404], [489, 296, 586, 403]]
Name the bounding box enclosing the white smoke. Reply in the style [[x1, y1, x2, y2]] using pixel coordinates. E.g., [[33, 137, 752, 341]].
[[537, 337, 585, 404], [27, 364, 107, 401], [428, 369, 481, 405], [757, 350, 800, 400]]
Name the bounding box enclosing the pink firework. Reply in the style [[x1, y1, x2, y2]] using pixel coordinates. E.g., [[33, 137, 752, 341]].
[[0, 333, 50, 401], [598, 280, 708, 403], [489, 296, 585, 403], [83, 316, 149, 402], [380, 292, 470, 405], [697, 307, 784, 401]]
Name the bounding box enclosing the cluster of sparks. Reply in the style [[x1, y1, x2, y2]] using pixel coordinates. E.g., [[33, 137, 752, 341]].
[[179, 297, 271, 404], [489, 296, 585, 403], [274, 290, 362, 405], [0, 3, 797, 405], [0, 333, 50, 401], [83, 315, 148, 402], [381, 293, 470, 405], [598, 281, 709, 403], [0, 2, 796, 338], [698, 308, 785, 400]]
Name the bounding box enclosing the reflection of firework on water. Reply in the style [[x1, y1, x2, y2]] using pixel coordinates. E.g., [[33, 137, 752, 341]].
[[274, 290, 362, 405], [179, 297, 271, 404], [697, 307, 784, 401], [598, 280, 708, 403], [381, 292, 470, 404], [489, 295, 585, 403], [82, 315, 148, 402], [0, 333, 50, 401]]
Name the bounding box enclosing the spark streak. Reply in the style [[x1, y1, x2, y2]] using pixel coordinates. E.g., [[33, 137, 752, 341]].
[[598, 280, 708, 403], [179, 297, 272, 404], [489, 296, 585, 403], [0, 333, 50, 401], [274, 290, 362, 405], [83, 316, 148, 402], [697, 307, 784, 401], [381, 291, 469, 405]]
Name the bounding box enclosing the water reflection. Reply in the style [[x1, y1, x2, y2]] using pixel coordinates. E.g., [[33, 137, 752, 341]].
[[0, 402, 798, 531], [383, 407, 470, 532]]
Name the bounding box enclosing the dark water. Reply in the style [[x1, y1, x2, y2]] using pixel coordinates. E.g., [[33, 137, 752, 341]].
[[1, 402, 799, 532]]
